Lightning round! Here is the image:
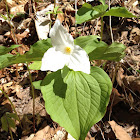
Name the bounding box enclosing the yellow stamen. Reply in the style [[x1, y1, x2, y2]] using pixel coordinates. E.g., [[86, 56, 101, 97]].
[[65, 47, 71, 54]]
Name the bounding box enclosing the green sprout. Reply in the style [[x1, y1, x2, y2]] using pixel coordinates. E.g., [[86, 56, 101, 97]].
[[46, 6, 63, 19]]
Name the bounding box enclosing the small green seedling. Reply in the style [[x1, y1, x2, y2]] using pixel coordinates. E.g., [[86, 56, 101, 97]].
[[46, 6, 63, 18], [1, 112, 18, 132], [1, 112, 19, 139]]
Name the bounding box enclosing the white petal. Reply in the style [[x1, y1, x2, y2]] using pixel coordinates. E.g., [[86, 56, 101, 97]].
[[67, 45, 90, 74], [50, 19, 74, 51], [41, 47, 69, 71]]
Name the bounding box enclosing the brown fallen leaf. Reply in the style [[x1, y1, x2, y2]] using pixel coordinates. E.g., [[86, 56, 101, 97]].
[[108, 121, 132, 140], [31, 125, 64, 140], [6, 0, 28, 7], [124, 76, 140, 93], [130, 27, 140, 44], [116, 67, 125, 87], [10, 5, 25, 15], [110, 88, 124, 106], [132, 138, 140, 140]]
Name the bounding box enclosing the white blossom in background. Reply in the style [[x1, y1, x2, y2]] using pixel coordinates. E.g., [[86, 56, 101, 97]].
[[41, 19, 90, 74], [35, 4, 54, 40]]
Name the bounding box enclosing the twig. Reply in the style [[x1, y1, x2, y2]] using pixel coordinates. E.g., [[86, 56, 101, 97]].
[[75, 0, 77, 28], [109, 83, 118, 121], [94, 18, 99, 35], [100, 16, 104, 41], [111, 63, 118, 85], [95, 124, 105, 140], [82, 22, 86, 36], [109, 0, 114, 42], [5, 0, 18, 44]]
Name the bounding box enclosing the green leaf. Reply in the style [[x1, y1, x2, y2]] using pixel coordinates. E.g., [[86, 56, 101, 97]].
[[16, 12, 26, 18], [29, 61, 42, 70], [0, 45, 20, 55], [54, 6, 59, 14], [103, 7, 137, 18], [56, 11, 63, 14], [46, 11, 53, 14], [1, 115, 8, 132], [75, 36, 126, 61], [74, 35, 100, 54], [0, 39, 52, 70], [41, 67, 112, 140], [99, 0, 106, 5], [1, 112, 17, 132], [88, 42, 126, 61], [6, 112, 18, 120], [9, 14, 15, 19], [76, 3, 108, 24], [74, 35, 100, 48], [0, 14, 7, 20], [0, 53, 16, 69], [7, 117, 16, 129], [136, 70, 140, 74], [33, 80, 42, 90]]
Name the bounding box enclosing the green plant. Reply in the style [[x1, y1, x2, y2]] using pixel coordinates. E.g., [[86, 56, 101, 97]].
[[1, 112, 18, 140], [76, 0, 137, 24], [1, 0, 136, 139], [46, 6, 63, 19]]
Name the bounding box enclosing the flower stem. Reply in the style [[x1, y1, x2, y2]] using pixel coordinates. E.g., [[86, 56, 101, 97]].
[[0, 88, 22, 128], [9, 127, 14, 140], [27, 63, 35, 133], [100, 16, 104, 41]]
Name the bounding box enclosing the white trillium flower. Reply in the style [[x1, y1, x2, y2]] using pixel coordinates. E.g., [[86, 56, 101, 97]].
[[41, 19, 90, 74]]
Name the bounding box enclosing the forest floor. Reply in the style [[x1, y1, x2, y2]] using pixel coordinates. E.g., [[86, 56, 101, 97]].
[[0, 0, 140, 140]]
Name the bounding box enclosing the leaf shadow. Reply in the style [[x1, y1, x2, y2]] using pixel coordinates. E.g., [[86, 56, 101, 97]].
[[41, 70, 67, 98]]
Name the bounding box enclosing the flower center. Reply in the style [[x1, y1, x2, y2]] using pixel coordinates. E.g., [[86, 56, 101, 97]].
[[65, 47, 71, 54]]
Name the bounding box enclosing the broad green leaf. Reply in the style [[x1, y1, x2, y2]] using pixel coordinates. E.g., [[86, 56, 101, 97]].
[[99, 0, 106, 5], [0, 53, 16, 69], [0, 45, 20, 55], [0, 39, 52, 70], [33, 80, 42, 90], [74, 35, 100, 54], [75, 36, 126, 61], [29, 61, 42, 70], [76, 3, 108, 24], [21, 38, 52, 61], [1, 115, 8, 132], [103, 7, 137, 18], [76, 3, 93, 24], [88, 42, 126, 61], [74, 35, 100, 49], [41, 67, 112, 140]]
